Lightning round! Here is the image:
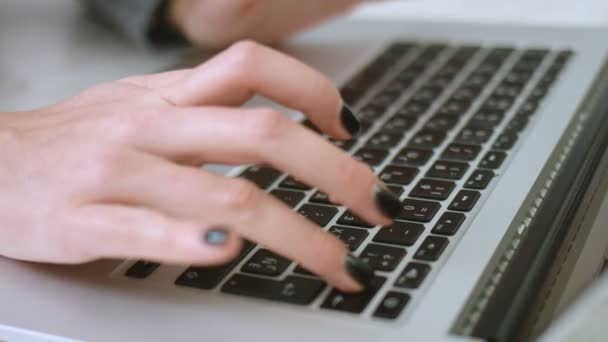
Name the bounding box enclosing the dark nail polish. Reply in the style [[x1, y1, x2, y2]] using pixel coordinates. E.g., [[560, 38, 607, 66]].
[[344, 253, 375, 289], [340, 104, 361, 137], [204, 228, 228, 246], [374, 183, 402, 219]]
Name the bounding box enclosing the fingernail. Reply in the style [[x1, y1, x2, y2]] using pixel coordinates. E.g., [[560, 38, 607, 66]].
[[373, 183, 402, 220], [203, 228, 228, 246], [340, 104, 361, 137], [344, 253, 375, 289]]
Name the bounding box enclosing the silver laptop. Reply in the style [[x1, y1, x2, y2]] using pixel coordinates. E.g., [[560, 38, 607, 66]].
[[2, 7, 608, 342]]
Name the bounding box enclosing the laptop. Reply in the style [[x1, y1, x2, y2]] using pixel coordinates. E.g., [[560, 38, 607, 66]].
[[1, 8, 608, 342]]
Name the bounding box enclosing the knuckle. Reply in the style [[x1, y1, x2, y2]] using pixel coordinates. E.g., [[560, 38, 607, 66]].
[[222, 40, 262, 78], [247, 109, 287, 142], [222, 179, 260, 213], [86, 147, 131, 188]]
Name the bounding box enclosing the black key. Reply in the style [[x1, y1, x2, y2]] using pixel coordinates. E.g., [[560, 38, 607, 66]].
[[379, 165, 419, 186], [293, 265, 316, 277], [240, 166, 281, 190], [395, 262, 431, 289], [125, 261, 160, 279], [465, 169, 495, 190], [410, 178, 455, 201], [279, 176, 312, 191], [528, 86, 548, 101], [370, 92, 399, 109], [298, 204, 338, 227], [359, 104, 387, 123], [396, 101, 429, 119], [481, 96, 514, 113], [503, 71, 531, 86], [492, 133, 518, 150], [222, 274, 326, 305], [329, 138, 357, 151], [456, 126, 493, 145], [309, 191, 333, 205], [373, 221, 424, 246], [521, 48, 549, 61], [449, 190, 481, 212], [409, 130, 447, 149], [426, 160, 469, 180], [374, 292, 411, 319], [241, 249, 291, 277], [399, 199, 441, 223], [391, 148, 433, 167], [387, 185, 405, 198], [338, 211, 374, 228], [441, 143, 481, 161], [469, 110, 504, 129], [493, 84, 522, 99], [176, 241, 255, 289], [354, 148, 389, 166], [479, 151, 507, 169], [414, 236, 449, 261], [367, 132, 404, 149], [328, 226, 369, 251], [270, 189, 305, 208], [411, 87, 441, 105], [359, 244, 406, 272], [321, 276, 386, 313], [436, 100, 469, 117], [451, 87, 479, 102], [504, 116, 529, 134], [431, 212, 466, 236], [381, 115, 417, 134], [424, 115, 459, 132], [485, 47, 514, 62]]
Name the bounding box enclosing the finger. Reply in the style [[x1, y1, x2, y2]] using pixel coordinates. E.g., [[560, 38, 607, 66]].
[[158, 40, 359, 139], [92, 152, 374, 292], [69, 204, 243, 265], [126, 106, 400, 225]]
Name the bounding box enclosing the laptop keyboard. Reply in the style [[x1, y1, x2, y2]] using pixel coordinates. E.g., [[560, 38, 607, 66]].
[[123, 42, 572, 320]]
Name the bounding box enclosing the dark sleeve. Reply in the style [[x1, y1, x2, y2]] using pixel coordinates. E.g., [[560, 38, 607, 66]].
[[85, 0, 188, 47]]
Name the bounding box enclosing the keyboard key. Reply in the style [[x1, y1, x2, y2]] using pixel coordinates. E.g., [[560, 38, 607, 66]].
[[492, 133, 518, 150], [373, 221, 424, 246], [270, 189, 305, 208], [379, 165, 419, 186], [391, 148, 433, 167], [449, 190, 481, 212], [414, 236, 449, 261], [240, 166, 281, 190], [424, 115, 459, 132], [329, 138, 357, 151], [469, 110, 504, 129], [354, 148, 389, 166], [396, 101, 429, 119], [481, 96, 514, 113], [504, 116, 529, 134], [479, 151, 507, 169], [367, 132, 404, 149], [328, 226, 369, 251], [222, 274, 326, 305], [426, 160, 469, 180], [298, 204, 338, 227], [241, 249, 291, 277], [431, 212, 466, 236], [410, 179, 455, 200], [436, 99, 470, 117], [176, 241, 255, 289], [387, 185, 405, 198], [395, 262, 431, 289], [321, 276, 386, 313], [125, 261, 160, 279], [359, 103, 387, 123], [338, 211, 374, 228], [456, 126, 493, 145], [441, 143, 481, 161], [409, 130, 447, 149], [374, 292, 411, 319], [465, 169, 495, 190], [359, 244, 406, 272], [381, 115, 417, 134], [399, 199, 441, 222], [309, 191, 333, 205], [279, 176, 312, 191]]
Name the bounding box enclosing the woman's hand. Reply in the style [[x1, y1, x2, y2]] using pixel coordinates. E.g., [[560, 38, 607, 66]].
[[167, 0, 364, 48], [0, 41, 401, 292]]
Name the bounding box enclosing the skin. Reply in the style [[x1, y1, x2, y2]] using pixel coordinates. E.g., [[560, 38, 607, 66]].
[[167, 0, 365, 48], [0, 41, 393, 292]]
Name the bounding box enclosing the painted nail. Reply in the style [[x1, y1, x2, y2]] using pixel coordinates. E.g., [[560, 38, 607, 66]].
[[344, 253, 375, 289], [373, 183, 402, 219], [203, 228, 228, 246], [340, 104, 361, 137]]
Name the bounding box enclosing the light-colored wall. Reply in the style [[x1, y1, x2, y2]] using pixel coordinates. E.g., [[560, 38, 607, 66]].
[[351, 0, 608, 26]]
